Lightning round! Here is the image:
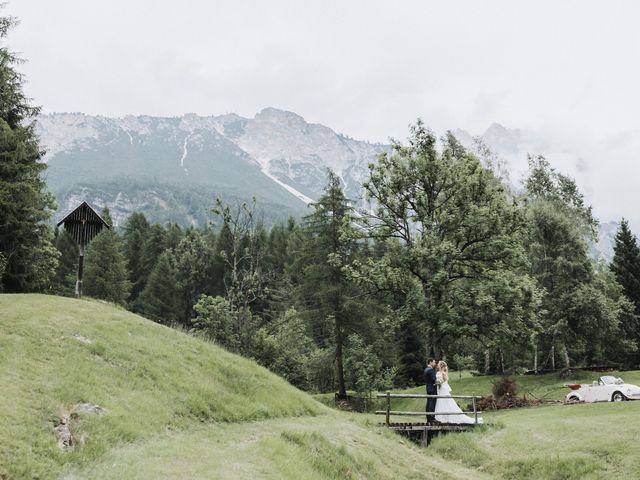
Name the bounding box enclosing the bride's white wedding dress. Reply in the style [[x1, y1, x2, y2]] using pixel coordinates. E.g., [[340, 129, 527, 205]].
[[434, 372, 483, 424]]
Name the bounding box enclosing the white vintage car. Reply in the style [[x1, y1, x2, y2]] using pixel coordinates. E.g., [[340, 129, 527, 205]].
[[565, 375, 640, 403]]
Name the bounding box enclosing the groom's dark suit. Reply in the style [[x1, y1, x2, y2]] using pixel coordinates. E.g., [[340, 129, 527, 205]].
[[424, 365, 437, 423]]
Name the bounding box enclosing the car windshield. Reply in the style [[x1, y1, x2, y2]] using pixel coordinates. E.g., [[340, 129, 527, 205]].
[[600, 376, 616, 385]]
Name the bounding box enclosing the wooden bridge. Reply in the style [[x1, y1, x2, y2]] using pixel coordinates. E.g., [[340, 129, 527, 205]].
[[375, 392, 483, 446]]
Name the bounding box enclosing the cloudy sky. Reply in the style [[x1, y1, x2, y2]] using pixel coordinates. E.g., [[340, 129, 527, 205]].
[[6, 1, 640, 227]]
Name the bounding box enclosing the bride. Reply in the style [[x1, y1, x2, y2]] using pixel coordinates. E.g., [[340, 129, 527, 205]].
[[434, 361, 483, 424]]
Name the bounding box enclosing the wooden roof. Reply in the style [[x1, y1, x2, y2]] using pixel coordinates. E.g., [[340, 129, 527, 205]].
[[57, 202, 110, 247]]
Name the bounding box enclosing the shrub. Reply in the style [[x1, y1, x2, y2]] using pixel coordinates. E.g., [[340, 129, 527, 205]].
[[191, 295, 238, 351], [344, 334, 397, 398], [307, 348, 335, 393], [493, 376, 518, 399]]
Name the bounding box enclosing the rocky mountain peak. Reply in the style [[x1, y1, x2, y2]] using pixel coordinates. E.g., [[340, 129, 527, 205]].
[[483, 122, 509, 136], [255, 107, 306, 126]]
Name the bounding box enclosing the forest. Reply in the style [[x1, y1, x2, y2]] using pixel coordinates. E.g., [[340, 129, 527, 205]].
[[2, 8, 640, 400]]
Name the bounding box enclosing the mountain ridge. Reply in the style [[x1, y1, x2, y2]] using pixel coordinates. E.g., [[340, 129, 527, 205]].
[[37, 109, 616, 261], [37, 108, 389, 227]]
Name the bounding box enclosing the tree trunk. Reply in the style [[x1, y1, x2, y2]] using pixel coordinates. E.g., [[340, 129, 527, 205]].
[[76, 244, 85, 298], [425, 327, 436, 359], [484, 349, 490, 375], [551, 345, 555, 371], [335, 316, 347, 399], [499, 349, 505, 374], [533, 344, 538, 373], [563, 344, 570, 369]]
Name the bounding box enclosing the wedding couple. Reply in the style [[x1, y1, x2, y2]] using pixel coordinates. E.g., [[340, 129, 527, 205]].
[[424, 358, 483, 424]]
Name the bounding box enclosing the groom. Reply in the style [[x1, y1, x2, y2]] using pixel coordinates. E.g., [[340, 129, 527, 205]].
[[424, 357, 438, 424]]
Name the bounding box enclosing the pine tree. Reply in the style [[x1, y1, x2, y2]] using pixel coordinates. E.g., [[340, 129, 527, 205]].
[[122, 212, 150, 302], [297, 170, 364, 398], [611, 219, 640, 311], [0, 12, 58, 292], [51, 228, 78, 296], [135, 250, 181, 324], [173, 228, 215, 324], [131, 223, 169, 308], [83, 208, 131, 304], [164, 223, 183, 251]]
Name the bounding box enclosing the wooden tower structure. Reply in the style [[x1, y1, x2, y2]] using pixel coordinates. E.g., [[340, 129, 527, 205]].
[[57, 202, 110, 297]]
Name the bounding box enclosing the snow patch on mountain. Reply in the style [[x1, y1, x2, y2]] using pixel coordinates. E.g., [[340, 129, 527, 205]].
[[180, 132, 194, 175], [260, 167, 315, 204]]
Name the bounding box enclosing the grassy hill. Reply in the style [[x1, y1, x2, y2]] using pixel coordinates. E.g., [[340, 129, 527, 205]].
[[0, 295, 479, 480]]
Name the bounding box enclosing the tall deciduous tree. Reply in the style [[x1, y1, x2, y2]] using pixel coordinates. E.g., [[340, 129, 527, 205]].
[[357, 121, 533, 363], [523, 155, 612, 369], [210, 198, 267, 354], [213, 199, 266, 313], [0, 12, 58, 292]]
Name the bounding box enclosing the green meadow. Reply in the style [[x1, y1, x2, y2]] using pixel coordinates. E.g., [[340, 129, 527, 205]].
[[2, 294, 639, 479]]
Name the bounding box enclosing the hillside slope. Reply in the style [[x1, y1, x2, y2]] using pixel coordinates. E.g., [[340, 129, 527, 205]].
[[0, 295, 478, 480]]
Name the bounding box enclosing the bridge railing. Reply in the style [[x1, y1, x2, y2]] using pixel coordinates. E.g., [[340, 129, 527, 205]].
[[375, 392, 483, 426]]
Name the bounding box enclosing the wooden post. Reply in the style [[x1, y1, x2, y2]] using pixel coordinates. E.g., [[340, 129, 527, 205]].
[[473, 395, 478, 425], [420, 427, 429, 447], [385, 391, 390, 426], [75, 244, 85, 298]]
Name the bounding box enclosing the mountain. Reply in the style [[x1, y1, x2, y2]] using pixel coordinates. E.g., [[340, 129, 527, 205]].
[[590, 220, 618, 264], [37, 109, 388, 226], [452, 124, 617, 263]]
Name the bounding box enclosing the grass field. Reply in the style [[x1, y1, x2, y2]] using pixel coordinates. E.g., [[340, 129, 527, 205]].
[[429, 401, 640, 479], [2, 294, 640, 479], [386, 368, 640, 413], [322, 370, 640, 479]]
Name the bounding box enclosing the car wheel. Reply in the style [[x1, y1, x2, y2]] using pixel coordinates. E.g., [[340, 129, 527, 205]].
[[568, 396, 580, 403], [612, 391, 626, 402]]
